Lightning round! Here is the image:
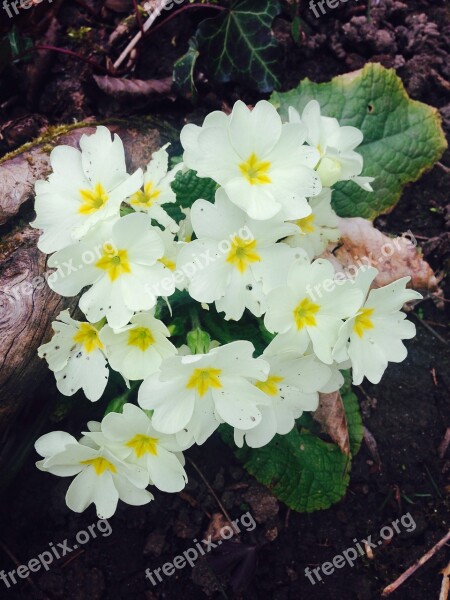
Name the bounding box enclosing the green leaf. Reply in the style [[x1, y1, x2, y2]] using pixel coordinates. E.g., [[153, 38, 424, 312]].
[[271, 63, 447, 219], [173, 39, 200, 102], [196, 0, 282, 93], [341, 387, 363, 457], [171, 169, 218, 208], [222, 426, 350, 512]]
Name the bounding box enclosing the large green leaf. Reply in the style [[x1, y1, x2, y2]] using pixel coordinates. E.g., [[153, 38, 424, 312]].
[[196, 0, 282, 93], [222, 426, 350, 512], [171, 169, 218, 208], [271, 63, 447, 219]]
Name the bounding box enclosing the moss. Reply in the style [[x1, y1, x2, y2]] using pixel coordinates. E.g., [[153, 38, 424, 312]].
[[0, 116, 179, 165]]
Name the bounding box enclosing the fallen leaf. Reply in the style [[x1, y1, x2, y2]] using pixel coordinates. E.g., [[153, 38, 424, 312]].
[[322, 217, 439, 293], [313, 391, 350, 456], [93, 75, 173, 99]]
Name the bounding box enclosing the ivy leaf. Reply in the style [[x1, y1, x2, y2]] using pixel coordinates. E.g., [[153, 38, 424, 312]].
[[173, 39, 200, 101], [196, 0, 282, 93], [222, 426, 350, 512], [271, 63, 447, 219], [171, 169, 218, 208]]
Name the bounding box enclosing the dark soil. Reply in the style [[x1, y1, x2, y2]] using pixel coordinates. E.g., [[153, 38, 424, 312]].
[[0, 1, 449, 599]]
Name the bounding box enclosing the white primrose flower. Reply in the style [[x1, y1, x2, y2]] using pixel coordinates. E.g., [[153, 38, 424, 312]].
[[285, 188, 340, 259], [177, 189, 309, 320], [38, 309, 108, 402], [264, 259, 364, 364], [127, 144, 181, 234], [47, 212, 176, 329], [234, 340, 332, 448], [99, 311, 176, 381], [32, 126, 143, 253], [35, 431, 152, 519], [180, 100, 322, 220], [333, 267, 422, 384], [138, 341, 270, 445], [89, 404, 188, 493], [289, 101, 374, 190]]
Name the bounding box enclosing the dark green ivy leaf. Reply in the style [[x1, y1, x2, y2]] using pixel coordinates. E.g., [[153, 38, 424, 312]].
[[196, 0, 282, 93], [173, 38, 200, 101]]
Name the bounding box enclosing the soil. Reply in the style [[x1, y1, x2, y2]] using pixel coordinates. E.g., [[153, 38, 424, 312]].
[[0, 1, 449, 599]]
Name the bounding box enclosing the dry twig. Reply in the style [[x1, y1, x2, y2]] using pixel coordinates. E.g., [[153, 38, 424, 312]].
[[382, 530, 450, 596]]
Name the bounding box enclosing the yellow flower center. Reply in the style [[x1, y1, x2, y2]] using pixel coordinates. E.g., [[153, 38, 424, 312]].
[[125, 434, 158, 458], [96, 247, 131, 281], [239, 153, 272, 185], [79, 182, 109, 215], [296, 214, 315, 234], [353, 307, 375, 337], [80, 457, 117, 476], [226, 236, 261, 273], [294, 297, 320, 329], [159, 256, 176, 271], [255, 375, 284, 396], [186, 367, 222, 397], [73, 322, 104, 353], [130, 181, 161, 208], [127, 326, 155, 351]]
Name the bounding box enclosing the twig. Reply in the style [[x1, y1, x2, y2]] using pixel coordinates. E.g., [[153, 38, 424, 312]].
[[35, 45, 110, 74], [187, 458, 240, 536], [113, 1, 224, 70], [438, 428, 450, 459], [382, 529, 450, 596], [413, 313, 449, 346], [0, 540, 46, 596], [61, 549, 84, 568], [437, 162, 450, 174]]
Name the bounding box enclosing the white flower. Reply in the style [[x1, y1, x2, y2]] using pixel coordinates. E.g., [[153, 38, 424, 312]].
[[177, 189, 308, 320], [99, 311, 176, 381], [138, 341, 270, 445], [35, 431, 152, 519], [38, 310, 108, 401], [289, 101, 374, 190], [285, 188, 340, 259], [234, 340, 332, 448], [93, 404, 187, 493], [264, 259, 364, 363], [47, 212, 175, 329], [32, 126, 143, 253], [180, 100, 321, 220], [127, 144, 181, 234], [333, 267, 422, 384]]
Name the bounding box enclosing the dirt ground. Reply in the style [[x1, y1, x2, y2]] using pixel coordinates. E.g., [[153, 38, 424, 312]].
[[0, 0, 449, 599]]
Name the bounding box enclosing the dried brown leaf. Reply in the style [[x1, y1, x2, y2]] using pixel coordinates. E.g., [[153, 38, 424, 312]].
[[323, 217, 438, 292], [313, 391, 350, 456]]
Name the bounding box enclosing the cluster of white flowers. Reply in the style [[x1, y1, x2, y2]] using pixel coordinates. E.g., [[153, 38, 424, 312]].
[[32, 101, 421, 517]]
